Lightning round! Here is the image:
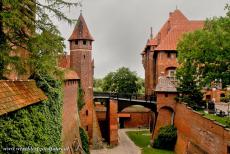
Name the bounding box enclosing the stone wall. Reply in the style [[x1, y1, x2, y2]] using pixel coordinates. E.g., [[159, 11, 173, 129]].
[[62, 80, 81, 154]]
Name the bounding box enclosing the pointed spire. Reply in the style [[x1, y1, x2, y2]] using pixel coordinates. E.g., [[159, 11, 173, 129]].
[[150, 27, 153, 39], [68, 13, 94, 41]]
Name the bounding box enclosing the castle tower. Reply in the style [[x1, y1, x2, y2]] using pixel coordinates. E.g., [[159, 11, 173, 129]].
[[142, 9, 204, 96], [68, 13, 98, 143]]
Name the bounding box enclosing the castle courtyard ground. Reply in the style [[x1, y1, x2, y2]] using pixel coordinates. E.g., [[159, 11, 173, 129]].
[[90, 129, 141, 154]]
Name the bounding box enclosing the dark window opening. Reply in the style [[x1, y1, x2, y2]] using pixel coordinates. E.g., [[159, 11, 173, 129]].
[[165, 93, 168, 97], [83, 55, 85, 59], [83, 40, 87, 45], [167, 52, 171, 58], [86, 110, 88, 116], [86, 126, 88, 131], [220, 93, 225, 97], [206, 95, 211, 100], [90, 41, 92, 45], [227, 145, 230, 154], [75, 40, 78, 45]]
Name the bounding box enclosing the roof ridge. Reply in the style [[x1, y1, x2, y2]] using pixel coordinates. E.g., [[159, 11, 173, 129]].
[[68, 14, 94, 41]]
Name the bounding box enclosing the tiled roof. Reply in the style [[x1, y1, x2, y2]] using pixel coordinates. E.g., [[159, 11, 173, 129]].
[[147, 38, 158, 46], [144, 9, 204, 51], [155, 76, 177, 92], [0, 80, 47, 116], [58, 54, 70, 68], [155, 22, 204, 50], [64, 69, 80, 80], [68, 13, 94, 41]]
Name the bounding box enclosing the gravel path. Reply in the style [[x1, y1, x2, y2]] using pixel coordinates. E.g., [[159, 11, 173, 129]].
[[90, 129, 141, 154]]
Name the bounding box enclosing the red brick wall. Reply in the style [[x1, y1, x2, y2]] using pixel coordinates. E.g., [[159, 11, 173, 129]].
[[69, 39, 98, 143], [174, 103, 230, 154], [156, 51, 178, 82], [109, 99, 118, 145], [96, 111, 106, 121], [143, 50, 178, 95], [153, 107, 174, 140], [154, 92, 230, 154], [122, 112, 151, 128], [62, 80, 81, 153], [143, 50, 155, 96]]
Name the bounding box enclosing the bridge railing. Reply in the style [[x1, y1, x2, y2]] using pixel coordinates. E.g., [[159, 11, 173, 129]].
[[93, 92, 156, 102]]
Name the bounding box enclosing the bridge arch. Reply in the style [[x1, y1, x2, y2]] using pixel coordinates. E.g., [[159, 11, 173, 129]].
[[119, 105, 156, 130]]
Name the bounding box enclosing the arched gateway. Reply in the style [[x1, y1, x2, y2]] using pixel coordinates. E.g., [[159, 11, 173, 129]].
[[93, 92, 157, 145]]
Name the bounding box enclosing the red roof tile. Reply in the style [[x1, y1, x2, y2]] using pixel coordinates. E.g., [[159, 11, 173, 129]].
[[64, 69, 80, 80], [155, 22, 204, 50], [144, 9, 204, 51], [58, 55, 70, 68], [68, 13, 94, 41], [147, 38, 158, 46], [0, 80, 47, 116]]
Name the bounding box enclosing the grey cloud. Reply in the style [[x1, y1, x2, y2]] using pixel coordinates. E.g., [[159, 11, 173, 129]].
[[55, 0, 229, 78]]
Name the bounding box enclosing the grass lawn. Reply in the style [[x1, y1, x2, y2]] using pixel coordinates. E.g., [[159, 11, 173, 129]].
[[203, 113, 230, 127], [126, 130, 175, 154]]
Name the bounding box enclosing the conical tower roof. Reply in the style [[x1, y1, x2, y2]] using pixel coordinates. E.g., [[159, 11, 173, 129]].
[[68, 13, 94, 41]]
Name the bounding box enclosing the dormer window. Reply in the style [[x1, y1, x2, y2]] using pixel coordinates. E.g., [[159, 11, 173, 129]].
[[83, 40, 87, 45]]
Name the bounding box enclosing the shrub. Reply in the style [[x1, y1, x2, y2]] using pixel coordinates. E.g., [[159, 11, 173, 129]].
[[80, 127, 89, 154], [153, 125, 177, 150]]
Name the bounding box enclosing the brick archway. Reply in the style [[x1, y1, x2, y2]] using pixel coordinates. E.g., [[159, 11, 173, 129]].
[[152, 106, 175, 139], [119, 105, 157, 130]]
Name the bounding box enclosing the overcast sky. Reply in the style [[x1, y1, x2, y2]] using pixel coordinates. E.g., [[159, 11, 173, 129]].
[[54, 0, 229, 78]]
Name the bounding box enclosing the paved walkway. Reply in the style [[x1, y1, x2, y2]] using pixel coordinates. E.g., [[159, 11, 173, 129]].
[[215, 103, 230, 114], [90, 129, 141, 154]]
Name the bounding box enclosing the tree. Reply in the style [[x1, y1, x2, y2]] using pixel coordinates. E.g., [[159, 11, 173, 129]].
[[176, 5, 230, 107], [0, 0, 80, 79], [176, 60, 204, 108], [102, 67, 142, 94], [93, 78, 104, 92]]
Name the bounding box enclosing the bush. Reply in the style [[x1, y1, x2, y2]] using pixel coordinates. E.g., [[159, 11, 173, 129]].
[[153, 125, 177, 150], [80, 127, 89, 154]]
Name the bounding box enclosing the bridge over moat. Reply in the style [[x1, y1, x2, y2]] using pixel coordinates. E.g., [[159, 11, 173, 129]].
[[93, 92, 157, 145], [93, 92, 157, 112]]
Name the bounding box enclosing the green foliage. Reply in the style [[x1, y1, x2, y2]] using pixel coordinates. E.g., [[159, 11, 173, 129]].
[[176, 60, 204, 108], [77, 82, 85, 111], [203, 113, 230, 128], [101, 67, 143, 94], [127, 131, 175, 154], [93, 78, 103, 92], [0, 74, 63, 154], [0, 0, 80, 78], [177, 5, 230, 90], [153, 125, 177, 151], [79, 127, 89, 154]]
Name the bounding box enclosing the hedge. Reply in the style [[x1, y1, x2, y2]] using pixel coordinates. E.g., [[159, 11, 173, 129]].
[[153, 125, 177, 150]]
